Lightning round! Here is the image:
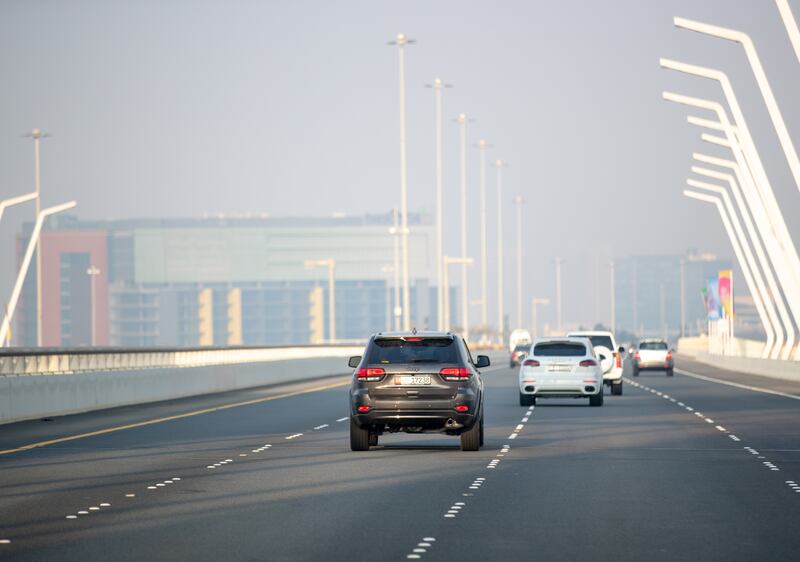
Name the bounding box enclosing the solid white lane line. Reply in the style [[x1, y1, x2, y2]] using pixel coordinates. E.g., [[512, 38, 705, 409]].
[[675, 368, 800, 401]]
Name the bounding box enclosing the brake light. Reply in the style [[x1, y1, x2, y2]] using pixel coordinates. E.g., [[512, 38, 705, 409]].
[[579, 359, 597, 367], [454, 405, 469, 412], [666, 351, 673, 360], [357, 405, 371, 413], [634, 352, 641, 362], [615, 352, 621, 369], [523, 359, 540, 367], [356, 367, 385, 381], [440, 367, 470, 380], [404, 337, 423, 341]]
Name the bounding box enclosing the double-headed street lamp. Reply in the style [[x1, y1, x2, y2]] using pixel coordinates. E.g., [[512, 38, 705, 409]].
[[305, 259, 336, 342], [495, 159, 507, 343]]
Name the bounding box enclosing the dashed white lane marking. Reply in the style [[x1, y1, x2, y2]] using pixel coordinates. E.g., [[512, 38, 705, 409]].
[[313, 424, 329, 430], [675, 368, 800, 401], [337, 417, 349, 422], [285, 433, 303, 440], [0, 539, 10, 544], [627, 377, 795, 494], [125, 493, 135, 498]]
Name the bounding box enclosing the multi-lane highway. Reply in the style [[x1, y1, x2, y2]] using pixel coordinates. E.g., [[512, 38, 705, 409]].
[[1, 355, 799, 561]]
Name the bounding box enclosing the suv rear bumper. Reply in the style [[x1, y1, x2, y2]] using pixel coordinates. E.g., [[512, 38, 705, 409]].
[[352, 409, 478, 432], [603, 367, 623, 383]]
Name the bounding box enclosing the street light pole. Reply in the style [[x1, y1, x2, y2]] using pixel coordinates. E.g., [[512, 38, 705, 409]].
[[679, 258, 686, 338], [426, 79, 451, 330], [477, 139, 489, 333], [495, 160, 506, 344], [305, 259, 336, 342], [610, 260, 616, 335], [390, 208, 401, 330], [25, 128, 50, 347], [555, 257, 563, 334], [389, 33, 414, 331], [1, 201, 77, 346], [87, 266, 101, 346], [513, 196, 525, 329], [456, 113, 470, 341]]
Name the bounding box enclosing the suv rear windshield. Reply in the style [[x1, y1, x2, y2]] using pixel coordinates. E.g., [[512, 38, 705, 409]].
[[513, 344, 529, 352], [533, 342, 586, 357], [639, 342, 668, 350], [367, 338, 459, 364], [582, 335, 613, 349]]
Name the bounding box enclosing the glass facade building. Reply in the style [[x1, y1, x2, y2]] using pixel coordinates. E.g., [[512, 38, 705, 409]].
[[17, 213, 447, 347]]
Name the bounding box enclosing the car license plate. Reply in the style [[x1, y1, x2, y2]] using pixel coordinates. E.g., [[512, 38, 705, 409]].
[[547, 365, 572, 372], [399, 375, 431, 385]]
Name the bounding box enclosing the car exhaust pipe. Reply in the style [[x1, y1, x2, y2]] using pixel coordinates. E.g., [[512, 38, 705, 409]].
[[585, 386, 595, 393], [445, 418, 463, 429], [524, 385, 535, 392]]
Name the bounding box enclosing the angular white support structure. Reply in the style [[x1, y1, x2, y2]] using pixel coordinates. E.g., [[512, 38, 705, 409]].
[[674, 18, 800, 195], [1, 201, 77, 346], [776, 0, 800, 63], [0, 192, 37, 224], [662, 89, 800, 360], [686, 178, 777, 358]]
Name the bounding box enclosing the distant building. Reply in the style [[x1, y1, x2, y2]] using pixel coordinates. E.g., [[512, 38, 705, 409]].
[[613, 251, 739, 340], [16, 213, 452, 347]]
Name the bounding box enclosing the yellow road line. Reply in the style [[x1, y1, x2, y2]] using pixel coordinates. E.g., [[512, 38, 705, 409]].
[[0, 380, 349, 456]]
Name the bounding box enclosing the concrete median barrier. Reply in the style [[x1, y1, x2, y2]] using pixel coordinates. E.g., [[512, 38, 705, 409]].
[[0, 346, 364, 425]]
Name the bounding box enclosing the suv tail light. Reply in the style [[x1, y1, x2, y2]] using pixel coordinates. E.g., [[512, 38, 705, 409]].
[[356, 367, 386, 381], [579, 359, 597, 367], [666, 351, 673, 360], [634, 351, 641, 363], [440, 367, 470, 381], [523, 359, 540, 367], [615, 352, 622, 369]]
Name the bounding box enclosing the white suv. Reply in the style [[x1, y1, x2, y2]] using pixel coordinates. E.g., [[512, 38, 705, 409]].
[[567, 330, 624, 395]]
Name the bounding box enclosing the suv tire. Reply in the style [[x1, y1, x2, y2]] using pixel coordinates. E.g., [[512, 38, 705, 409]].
[[666, 368, 674, 377], [460, 416, 482, 451], [589, 389, 604, 407], [369, 433, 379, 446], [611, 382, 623, 396], [519, 392, 535, 406], [632, 366, 639, 377], [350, 418, 370, 451]]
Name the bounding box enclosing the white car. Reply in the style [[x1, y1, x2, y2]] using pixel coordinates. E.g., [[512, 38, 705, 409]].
[[567, 330, 624, 395], [518, 337, 604, 407], [633, 339, 674, 376]]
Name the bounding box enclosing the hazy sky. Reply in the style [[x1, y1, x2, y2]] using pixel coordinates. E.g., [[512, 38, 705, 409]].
[[1, 0, 800, 330]]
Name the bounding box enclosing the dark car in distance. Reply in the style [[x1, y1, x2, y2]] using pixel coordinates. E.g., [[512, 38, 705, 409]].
[[348, 331, 489, 451], [510, 344, 530, 367]]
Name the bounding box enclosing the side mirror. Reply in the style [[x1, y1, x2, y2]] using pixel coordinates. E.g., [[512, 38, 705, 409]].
[[348, 356, 361, 368], [617, 346, 625, 354], [475, 355, 491, 368]]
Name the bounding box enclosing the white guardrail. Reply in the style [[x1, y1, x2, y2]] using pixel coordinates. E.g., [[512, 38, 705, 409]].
[[0, 345, 366, 425]]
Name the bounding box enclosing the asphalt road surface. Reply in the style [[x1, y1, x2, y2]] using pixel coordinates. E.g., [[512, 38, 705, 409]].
[[1, 355, 799, 561]]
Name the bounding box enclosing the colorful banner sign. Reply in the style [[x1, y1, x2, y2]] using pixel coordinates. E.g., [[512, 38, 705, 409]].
[[718, 270, 733, 318], [706, 277, 721, 321]]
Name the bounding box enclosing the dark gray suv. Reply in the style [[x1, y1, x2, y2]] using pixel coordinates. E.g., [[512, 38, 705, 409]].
[[348, 331, 489, 451]]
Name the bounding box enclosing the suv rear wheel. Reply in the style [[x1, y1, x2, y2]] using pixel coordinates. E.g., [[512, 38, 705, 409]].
[[460, 415, 482, 451], [611, 381, 623, 396], [589, 389, 604, 407], [519, 392, 535, 406], [350, 418, 370, 451]]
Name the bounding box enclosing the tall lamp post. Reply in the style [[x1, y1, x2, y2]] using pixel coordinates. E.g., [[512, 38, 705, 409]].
[[389, 209, 401, 330], [25, 128, 50, 346], [513, 196, 525, 329], [443, 256, 474, 333], [1, 201, 77, 346], [610, 260, 616, 335], [305, 259, 336, 342], [495, 159, 507, 343], [389, 33, 414, 331], [555, 257, 563, 334], [531, 298, 550, 339], [87, 266, 101, 346], [456, 113, 471, 341], [476, 139, 490, 333], [426, 79, 451, 330], [381, 265, 394, 331]]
